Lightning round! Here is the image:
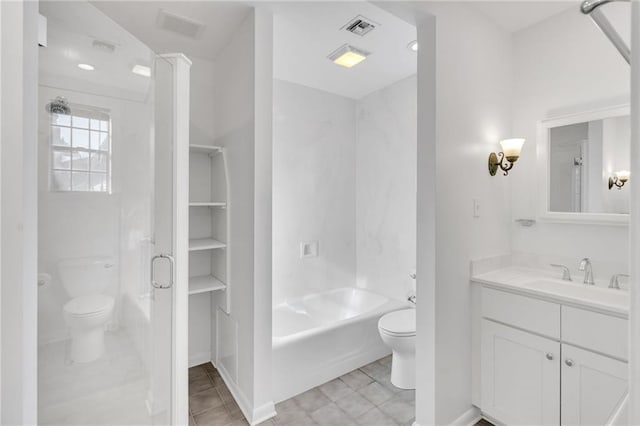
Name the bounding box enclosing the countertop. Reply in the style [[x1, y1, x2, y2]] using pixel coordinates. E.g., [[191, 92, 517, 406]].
[[472, 266, 629, 317]]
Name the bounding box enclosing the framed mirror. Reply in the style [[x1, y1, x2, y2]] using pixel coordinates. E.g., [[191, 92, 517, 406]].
[[537, 105, 630, 225]]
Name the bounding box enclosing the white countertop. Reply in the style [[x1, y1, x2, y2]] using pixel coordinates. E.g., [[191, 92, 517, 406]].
[[472, 266, 629, 317]]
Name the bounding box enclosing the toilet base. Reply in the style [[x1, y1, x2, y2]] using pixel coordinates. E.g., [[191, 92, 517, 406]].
[[390, 351, 416, 389], [69, 327, 105, 363]]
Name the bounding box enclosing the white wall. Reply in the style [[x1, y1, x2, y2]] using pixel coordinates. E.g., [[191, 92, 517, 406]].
[[0, 0, 39, 422], [511, 5, 630, 276], [356, 75, 417, 302], [375, 2, 514, 424], [272, 79, 356, 305], [212, 8, 275, 423]]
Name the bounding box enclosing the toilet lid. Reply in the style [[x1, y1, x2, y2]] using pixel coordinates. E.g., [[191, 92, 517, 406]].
[[64, 295, 114, 317], [378, 309, 416, 336]]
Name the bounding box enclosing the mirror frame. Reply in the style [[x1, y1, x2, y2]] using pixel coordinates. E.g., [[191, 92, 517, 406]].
[[537, 104, 630, 225]]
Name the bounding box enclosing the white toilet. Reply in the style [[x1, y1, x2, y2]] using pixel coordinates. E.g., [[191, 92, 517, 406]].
[[58, 257, 115, 363], [378, 308, 416, 389]]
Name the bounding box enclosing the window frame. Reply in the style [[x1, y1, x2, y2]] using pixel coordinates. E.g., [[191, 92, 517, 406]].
[[49, 104, 112, 194]]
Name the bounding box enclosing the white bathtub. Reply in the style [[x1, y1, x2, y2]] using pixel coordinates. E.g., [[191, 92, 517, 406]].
[[272, 287, 408, 402]]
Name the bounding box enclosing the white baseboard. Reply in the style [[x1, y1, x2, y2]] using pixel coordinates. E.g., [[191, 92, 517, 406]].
[[412, 406, 481, 426], [451, 406, 482, 426], [217, 360, 276, 426], [188, 351, 212, 368]]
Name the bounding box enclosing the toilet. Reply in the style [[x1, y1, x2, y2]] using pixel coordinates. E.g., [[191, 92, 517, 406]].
[[378, 308, 416, 389], [58, 257, 115, 363]]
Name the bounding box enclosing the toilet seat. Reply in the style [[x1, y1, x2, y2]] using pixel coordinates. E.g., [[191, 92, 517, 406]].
[[378, 309, 416, 337], [64, 294, 114, 317]]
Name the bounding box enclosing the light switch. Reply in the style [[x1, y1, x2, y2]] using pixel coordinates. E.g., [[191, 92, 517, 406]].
[[473, 199, 480, 218]]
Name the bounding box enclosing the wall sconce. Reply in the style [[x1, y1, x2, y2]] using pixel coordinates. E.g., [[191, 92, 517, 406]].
[[488, 138, 525, 176], [609, 170, 630, 190]]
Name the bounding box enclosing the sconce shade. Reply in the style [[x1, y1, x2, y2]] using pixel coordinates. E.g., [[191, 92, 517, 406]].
[[617, 170, 630, 182], [499, 138, 525, 160]]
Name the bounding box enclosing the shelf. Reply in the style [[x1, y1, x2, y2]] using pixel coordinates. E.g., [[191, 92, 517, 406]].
[[189, 275, 226, 295], [189, 201, 227, 208], [190, 144, 222, 155], [188, 238, 226, 251]]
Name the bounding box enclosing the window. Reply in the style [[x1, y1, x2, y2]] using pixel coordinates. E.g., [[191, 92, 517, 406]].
[[50, 106, 111, 193]]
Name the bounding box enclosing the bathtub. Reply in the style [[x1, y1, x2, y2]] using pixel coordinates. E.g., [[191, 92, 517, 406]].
[[272, 287, 408, 402]]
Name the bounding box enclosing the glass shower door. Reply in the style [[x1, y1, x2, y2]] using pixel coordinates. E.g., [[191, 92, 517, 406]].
[[37, 2, 178, 424]]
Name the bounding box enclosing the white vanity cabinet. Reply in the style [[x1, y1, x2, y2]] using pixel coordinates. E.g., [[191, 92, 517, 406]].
[[478, 286, 628, 426]]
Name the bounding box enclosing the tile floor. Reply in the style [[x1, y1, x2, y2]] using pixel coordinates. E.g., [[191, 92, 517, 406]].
[[189, 357, 496, 426], [189, 355, 416, 426]]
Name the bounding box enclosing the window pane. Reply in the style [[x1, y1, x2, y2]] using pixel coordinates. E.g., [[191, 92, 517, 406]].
[[72, 128, 89, 149], [52, 171, 71, 191], [72, 150, 90, 171], [90, 131, 100, 150], [71, 172, 90, 191], [90, 152, 107, 172], [90, 173, 107, 192], [99, 120, 109, 132], [53, 150, 72, 170], [99, 132, 109, 150], [52, 113, 71, 127], [90, 119, 101, 130], [72, 116, 89, 129], [52, 126, 71, 146]]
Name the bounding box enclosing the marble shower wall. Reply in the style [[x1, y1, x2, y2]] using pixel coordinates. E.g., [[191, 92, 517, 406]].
[[272, 79, 357, 305], [355, 76, 417, 302], [272, 76, 416, 305]]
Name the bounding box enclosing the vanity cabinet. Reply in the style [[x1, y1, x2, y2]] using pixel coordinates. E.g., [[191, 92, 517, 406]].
[[481, 320, 560, 425], [479, 287, 628, 426]]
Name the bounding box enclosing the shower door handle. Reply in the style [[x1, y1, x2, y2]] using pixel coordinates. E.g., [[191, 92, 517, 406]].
[[151, 254, 174, 289]]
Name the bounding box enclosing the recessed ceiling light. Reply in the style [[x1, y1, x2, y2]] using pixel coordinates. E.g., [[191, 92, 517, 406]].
[[132, 64, 151, 78], [77, 63, 95, 71], [407, 40, 418, 52], [328, 44, 370, 69]]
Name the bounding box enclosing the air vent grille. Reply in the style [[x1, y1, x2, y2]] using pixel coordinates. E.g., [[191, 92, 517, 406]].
[[157, 9, 205, 39], [342, 15, 379, 37]]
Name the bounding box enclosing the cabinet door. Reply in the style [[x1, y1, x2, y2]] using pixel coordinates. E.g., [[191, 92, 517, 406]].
[[481, 320, 560, 425], [561, 345, 627, 425]]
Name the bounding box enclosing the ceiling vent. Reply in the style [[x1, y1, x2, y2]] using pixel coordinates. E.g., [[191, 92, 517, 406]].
[[157, 9, 205, 39], [342, 15, 379, 37]]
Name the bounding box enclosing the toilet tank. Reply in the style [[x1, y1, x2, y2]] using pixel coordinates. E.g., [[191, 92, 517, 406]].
[[58, 257, 116, 298]]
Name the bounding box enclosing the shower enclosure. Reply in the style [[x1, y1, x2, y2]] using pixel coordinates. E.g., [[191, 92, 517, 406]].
[[37, 2, 188, 424]]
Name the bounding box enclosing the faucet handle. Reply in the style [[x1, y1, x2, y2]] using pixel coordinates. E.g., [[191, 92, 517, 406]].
[[609, 273, 630, 290], [551, 264, 572, 281]]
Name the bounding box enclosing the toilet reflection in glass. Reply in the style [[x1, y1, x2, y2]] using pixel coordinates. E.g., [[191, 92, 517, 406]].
[[58, 257, 115, 363]]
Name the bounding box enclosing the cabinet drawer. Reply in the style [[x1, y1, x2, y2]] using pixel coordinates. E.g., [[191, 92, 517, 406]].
[[482, 287, 560, 338], [562, 306, 628, 361]]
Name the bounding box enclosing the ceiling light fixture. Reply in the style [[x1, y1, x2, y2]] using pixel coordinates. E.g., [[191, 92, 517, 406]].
[[328, 44, 370, 68], [408, 40, 418, 52], [132, 65, 151, 78], [77, 63, 95, 71]]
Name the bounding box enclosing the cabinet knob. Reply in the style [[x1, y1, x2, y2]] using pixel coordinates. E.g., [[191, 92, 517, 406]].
[[565, 359, 574, 367], [545, 353, 554, 361]]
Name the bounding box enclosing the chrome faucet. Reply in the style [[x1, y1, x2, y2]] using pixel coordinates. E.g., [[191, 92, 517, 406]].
[[578, 258, 595, 285], [550, 264, 572, 281], [609, 273, 629, 290]]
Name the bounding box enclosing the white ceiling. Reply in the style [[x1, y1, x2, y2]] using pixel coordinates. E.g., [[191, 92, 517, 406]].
[[273, 2, 417, 99], [466, 1, 579, 33], [39, 1, 155, 102], [92, 1, 252, 61]]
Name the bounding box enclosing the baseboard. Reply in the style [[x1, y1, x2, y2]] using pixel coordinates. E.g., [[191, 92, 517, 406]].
[[188, 351, 212, 368], [217, 360, 276, 426], [451, 406, 482, 426], [412, 406, 481, 426]]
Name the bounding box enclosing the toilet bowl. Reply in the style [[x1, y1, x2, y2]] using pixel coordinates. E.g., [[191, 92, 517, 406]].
[[378, 308, 416, 389], [58, 257, 115, 363], [63, 295, 114, 363]]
